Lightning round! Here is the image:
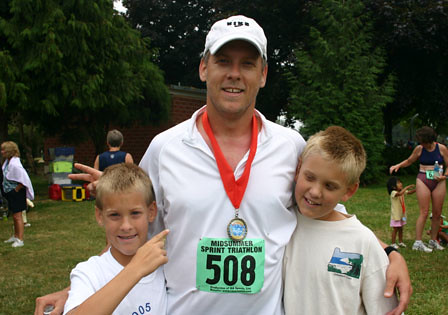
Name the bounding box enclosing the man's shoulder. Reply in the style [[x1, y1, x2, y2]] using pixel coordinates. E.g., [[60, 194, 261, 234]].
[[262, 119, 306, 147], [264, 119, 301, 135], [140, 119, 192, 170], [150, 119, 191, 149]]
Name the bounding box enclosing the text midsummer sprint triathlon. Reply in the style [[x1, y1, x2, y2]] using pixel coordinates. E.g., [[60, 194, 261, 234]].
[[201, 240, 263, 254]]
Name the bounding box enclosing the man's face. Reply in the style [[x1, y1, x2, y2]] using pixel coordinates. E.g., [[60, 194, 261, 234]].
[[199, 40, 267, 119]]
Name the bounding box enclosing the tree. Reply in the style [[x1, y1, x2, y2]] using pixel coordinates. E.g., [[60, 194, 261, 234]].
[[122, 0, 310, 121], [286, 0, 395, 183], [0, 0, 170, 157], [123, 0, 215, 87], [0, 1, 24, 143], [366, 0, 448, 141], [0, 51, 24, 143]]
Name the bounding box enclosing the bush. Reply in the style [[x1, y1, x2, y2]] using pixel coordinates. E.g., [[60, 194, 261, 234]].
[[382, 145, 418, 175]]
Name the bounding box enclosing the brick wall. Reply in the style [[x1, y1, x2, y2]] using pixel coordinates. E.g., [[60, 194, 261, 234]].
[[44, 85, 206, 166]]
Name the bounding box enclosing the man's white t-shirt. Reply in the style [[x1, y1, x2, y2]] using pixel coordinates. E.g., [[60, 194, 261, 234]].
[[140, 107, 306, 315]]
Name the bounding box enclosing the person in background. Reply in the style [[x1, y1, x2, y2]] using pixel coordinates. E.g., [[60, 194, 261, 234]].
[[94, 129, 133, 171], [390, 126, 448, 252], [22, 198, 34, 227], [387, 177, 415, 249], [0, 167, 6, 217], [1, 141, 34, 248], [427, 214, 448, 246]]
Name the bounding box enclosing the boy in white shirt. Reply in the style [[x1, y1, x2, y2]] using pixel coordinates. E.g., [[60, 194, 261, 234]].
[[283, 126, 398, 314], [64, 163, 168, 315]]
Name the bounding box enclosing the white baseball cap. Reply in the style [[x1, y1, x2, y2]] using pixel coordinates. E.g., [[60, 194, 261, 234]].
[[203, 15, 267, 60]]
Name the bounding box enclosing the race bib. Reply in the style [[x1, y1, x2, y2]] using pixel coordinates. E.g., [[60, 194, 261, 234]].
[[196, 238, 265, 294], [426, 170, 435, 180]]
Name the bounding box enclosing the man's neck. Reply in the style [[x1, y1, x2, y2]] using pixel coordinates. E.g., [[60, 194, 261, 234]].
[[205, 105, 255, 136], [197, 107, 259, 171]]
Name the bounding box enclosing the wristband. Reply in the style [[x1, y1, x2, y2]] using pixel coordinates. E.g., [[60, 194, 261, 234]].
[[384, 246, 399, 256]]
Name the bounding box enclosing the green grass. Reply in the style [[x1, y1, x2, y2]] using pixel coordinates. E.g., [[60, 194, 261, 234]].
[[0, 174, 446, 314], [345, 175, 447, 315], [0, 174, 104, 314]]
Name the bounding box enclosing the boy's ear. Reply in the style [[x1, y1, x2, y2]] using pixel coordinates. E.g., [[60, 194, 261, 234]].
[[341, 182, 359, 202], [294, 158, 302, 182], [95, 206, 104, 226], [148, 201, 157, 223]]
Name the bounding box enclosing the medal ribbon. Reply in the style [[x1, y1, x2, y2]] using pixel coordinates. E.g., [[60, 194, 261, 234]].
[[202, 110, 258, 210], [400, 195, 406, 215]]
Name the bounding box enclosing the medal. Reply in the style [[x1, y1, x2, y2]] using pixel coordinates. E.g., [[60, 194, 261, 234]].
[[227, 217, 248, 241], [202, 110, 258, 241]]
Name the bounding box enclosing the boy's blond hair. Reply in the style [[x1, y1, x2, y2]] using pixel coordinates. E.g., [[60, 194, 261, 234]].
[[301, 126, 366, 186], [95, 163, 154, 209]]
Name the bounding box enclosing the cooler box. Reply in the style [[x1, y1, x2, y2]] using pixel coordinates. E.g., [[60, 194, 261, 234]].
[[83, 183, 93, 200], [48, 173, 72, 185], [54, 147, 75, 157], [49, 184, 62, 200], [50, 161, 73, 173], [61, 185, 85, 202], [49, 147, 75, 161]]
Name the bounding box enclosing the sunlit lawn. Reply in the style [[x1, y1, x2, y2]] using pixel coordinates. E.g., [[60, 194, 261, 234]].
[[0, 174, 446, 314]]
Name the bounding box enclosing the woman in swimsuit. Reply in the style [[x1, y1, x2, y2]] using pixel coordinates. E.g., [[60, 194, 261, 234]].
[[390, 126, 448, 252]]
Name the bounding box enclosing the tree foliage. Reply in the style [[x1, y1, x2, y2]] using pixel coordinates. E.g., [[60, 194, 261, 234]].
[[2, 0, 446, 167], [123, 0, 215, 87], [286, 0, 395, 183], [122, 0, 448, 145], [122, 0, 309, 121], [366, 0, 448, 140], [0, 0, 170, 154]]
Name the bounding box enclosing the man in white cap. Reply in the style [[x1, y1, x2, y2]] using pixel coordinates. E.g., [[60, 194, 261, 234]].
[[35, 15, 411, 315], [140, 14, 411, 315], [141, 15, 303, 315]]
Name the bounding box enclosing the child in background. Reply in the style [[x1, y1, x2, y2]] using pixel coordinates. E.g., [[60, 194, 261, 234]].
[[428, 214, 448, 246], [438, 215, 448, 246], [387, 177, 416, 249], [23, 198, 34, 227], [439, 216, 448, 246], [283, 126, 397, 315], [64, 163, 168, 315]]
